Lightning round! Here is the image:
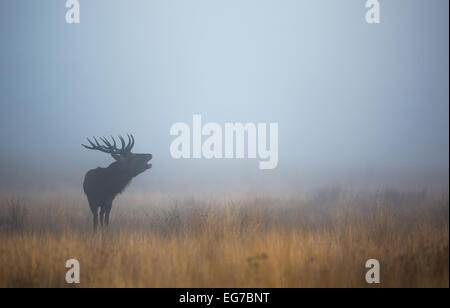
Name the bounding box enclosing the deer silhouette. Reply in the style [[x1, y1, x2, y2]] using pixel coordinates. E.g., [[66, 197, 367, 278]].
[[82, 134, 152, 230]]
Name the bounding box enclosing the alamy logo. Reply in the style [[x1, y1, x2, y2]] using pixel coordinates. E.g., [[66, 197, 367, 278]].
[[65, 259, 80, 284], [365, 259, 380, 284], [365, 0, 381, 24], [64, 2, 379, 26], [170, 115, 278, 170], [65, 0, 80, 24]]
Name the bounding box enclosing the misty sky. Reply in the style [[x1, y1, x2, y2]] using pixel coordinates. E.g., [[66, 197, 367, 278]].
[[0, 0, 448, 192]]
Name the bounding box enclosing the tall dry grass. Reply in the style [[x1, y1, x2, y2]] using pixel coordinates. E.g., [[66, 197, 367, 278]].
[[0, 189, 448, 288]]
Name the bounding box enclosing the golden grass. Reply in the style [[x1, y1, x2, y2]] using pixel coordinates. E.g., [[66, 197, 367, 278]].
[[0, 190, 448, 288]]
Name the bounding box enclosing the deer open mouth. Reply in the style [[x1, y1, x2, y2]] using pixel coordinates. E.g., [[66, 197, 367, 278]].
[[145, 155, 153, 169]]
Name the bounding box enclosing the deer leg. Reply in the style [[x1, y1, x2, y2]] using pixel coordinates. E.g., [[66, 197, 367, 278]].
[[89, 200, 98, 232], [104, 203, 112, 228], [92, 208, 98, 232], [99, 206, 105, 228]]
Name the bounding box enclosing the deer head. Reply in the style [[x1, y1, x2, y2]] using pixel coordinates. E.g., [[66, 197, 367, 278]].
[[82, 134, 152, 177]]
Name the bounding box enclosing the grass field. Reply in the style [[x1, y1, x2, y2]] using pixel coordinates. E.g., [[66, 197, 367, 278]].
[[0, 189, 448, 288]]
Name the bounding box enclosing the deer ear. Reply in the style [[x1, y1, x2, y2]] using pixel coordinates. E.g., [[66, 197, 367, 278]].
[[111, 154, 121, 161]]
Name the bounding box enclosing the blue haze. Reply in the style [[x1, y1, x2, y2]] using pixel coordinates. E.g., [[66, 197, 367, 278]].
[[0, 0, 448, 192]]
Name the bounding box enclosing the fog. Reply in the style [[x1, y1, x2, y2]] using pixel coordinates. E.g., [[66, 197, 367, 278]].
[[0, 0, 448, 193]]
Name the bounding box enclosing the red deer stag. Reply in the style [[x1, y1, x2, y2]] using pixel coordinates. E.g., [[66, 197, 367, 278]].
[[82, 134, 152, 230]]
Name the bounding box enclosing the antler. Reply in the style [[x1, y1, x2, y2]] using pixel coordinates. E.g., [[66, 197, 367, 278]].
[[82, 134, 135, 156]]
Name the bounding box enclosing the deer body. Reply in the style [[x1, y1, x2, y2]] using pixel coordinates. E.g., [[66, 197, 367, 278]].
[[82, 135, 152, 230]]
